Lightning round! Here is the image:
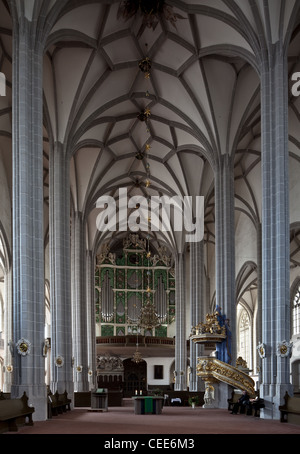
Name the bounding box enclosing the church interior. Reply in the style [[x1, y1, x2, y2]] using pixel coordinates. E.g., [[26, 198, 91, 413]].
[[1, 0, 300, 435]]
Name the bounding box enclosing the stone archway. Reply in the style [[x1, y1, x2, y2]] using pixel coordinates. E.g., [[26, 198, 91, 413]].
[[123, 358, 147, 397]]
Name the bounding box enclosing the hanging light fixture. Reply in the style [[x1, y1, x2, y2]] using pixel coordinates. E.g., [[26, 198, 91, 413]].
[[138, 234, 160, 330], [132, 334, 143, 363], [117, 1, 185, 30], [138, 298, 160, 330]]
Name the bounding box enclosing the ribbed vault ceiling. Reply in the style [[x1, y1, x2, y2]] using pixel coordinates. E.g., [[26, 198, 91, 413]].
[[0, 0, 300, 306]]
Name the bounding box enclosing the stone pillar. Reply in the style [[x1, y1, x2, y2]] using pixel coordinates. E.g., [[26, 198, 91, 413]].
[[214, 154, 236, 364], [49, 143, 73, 396], [256, 223, 262, 384], [174, 252, 187, 390], [86, 250, 96, 390], [72, 212, 89, 392], [260, 43, 293, 418], [3, 266, 12, 393], [189, 240, 205, 391], [10, 17, 47, 419]]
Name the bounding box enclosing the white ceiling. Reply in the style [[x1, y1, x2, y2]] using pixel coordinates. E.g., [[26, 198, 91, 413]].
[[0, 0, 300, 298]]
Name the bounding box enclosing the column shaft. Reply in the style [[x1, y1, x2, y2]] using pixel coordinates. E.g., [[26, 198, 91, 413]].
[[174, 252, 187, 390], [72, 211, 89, 392], [86, 250, 96, 389], [189, 240, 205, 391], [49, 143, 73, 395], [260, 44, 293, 417], [11, 18, 47, 419], [215, 155, 236, 364]]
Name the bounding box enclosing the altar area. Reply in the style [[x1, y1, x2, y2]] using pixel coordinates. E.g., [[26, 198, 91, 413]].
[[132, 396, 164, 415]]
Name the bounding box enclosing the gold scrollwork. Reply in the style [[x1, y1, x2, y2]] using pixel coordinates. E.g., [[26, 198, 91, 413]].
[[197, 357, 255, 396], [190, 311, 226, 338]]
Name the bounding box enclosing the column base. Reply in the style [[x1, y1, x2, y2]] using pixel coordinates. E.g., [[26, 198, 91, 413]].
[[11, 384, 47, 421], [260, 383, 293, 420]]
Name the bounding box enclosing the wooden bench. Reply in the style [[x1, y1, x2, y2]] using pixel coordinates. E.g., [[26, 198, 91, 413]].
[[279, 392, 300, 425], [58, 390, 71, 412], [228, 390, 264, 416], [247, 397, 265, 417], [48, 390, 71, 418], [227, 390, 243, 411], [0, 392, 34, 433]]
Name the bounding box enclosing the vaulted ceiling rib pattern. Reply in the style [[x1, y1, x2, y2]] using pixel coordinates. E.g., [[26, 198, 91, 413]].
[[42, 0, 268, 254], [0, 0, 300, 268]]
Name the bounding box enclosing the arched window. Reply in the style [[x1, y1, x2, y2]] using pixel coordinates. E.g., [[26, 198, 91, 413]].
[[237, 306, 251, 368], [293, 284, 300, 335]]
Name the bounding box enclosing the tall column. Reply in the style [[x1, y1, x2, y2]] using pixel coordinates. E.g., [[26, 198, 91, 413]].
[[72, 212, 89, 392], [174, 252, 187, 390], [86, 250, 96, 390], [260, 43, 293, 418], [49, 142, 73, 396], [3, 266, 12, 393], [10, 17, 47, 419], [189, 240, 205, 391], [215, 155, 236, 364], [256, 223, 262, 381]]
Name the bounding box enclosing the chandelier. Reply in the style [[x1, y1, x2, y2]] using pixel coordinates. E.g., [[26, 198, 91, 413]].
[[138, 298, 160, 330], [132, 347, 143, 363], [117, 0, 185, 30], [138, 234, 160, 330]]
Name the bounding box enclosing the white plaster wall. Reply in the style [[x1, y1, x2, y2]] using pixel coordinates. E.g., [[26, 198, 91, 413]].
[[289, 156, 300, 225], [0, 149, 11, 247], [291, 335, 300, 392], [235, 211, 257, 275], [145, 356, 174, 388]]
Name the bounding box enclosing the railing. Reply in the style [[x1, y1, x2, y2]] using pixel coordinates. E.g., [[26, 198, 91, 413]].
[[196, 356, 255, 396], [96, 335, 175, 347]]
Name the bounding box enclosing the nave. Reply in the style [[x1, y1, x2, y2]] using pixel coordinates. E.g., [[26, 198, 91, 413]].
[[5, 400, 300, 436]]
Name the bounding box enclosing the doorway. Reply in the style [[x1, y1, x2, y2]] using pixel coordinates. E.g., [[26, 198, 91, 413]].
[[123, 358, 147, 397]]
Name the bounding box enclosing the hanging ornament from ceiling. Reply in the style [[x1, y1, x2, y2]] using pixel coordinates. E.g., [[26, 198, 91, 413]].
[[132, 345, 143, 363], [137, 234, 160, 330], [136, 45, 152, 189], [117, 0, 185, 30]]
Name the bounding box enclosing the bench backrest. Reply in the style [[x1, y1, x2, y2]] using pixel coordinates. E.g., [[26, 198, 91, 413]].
[[48, 390, 71, 404], [0, 393, 34, 417], [284, 394, 300, 412]]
